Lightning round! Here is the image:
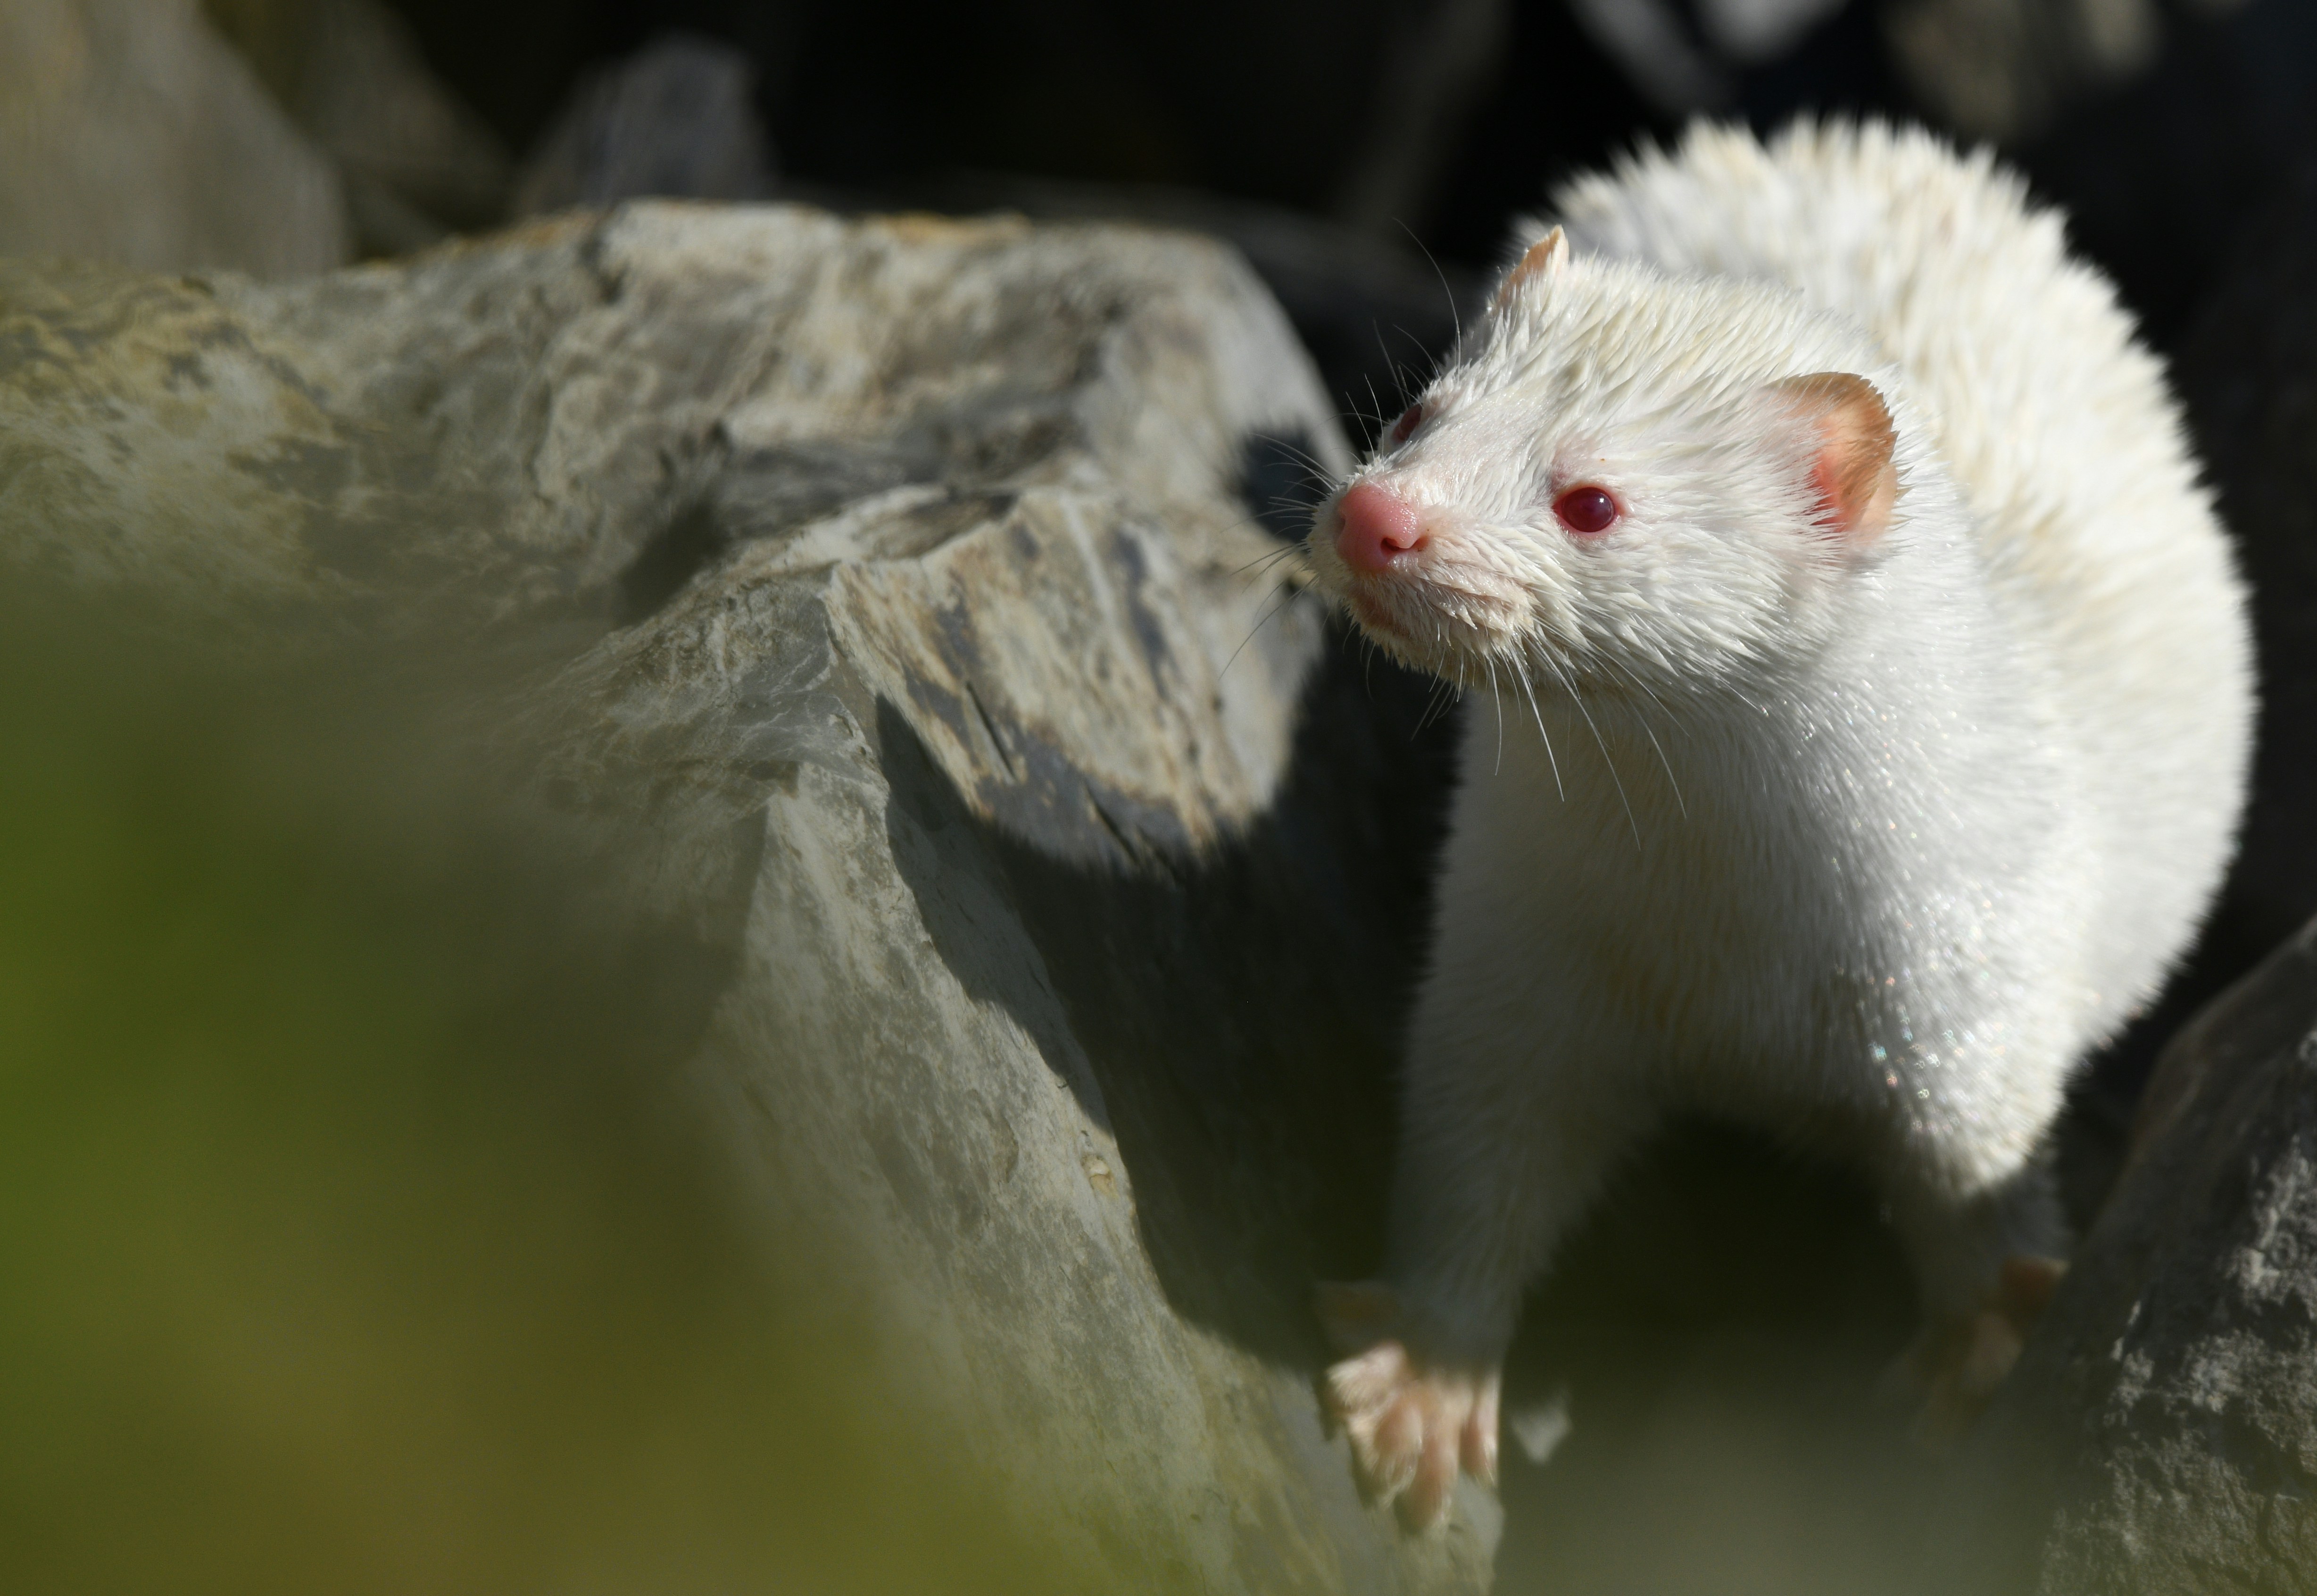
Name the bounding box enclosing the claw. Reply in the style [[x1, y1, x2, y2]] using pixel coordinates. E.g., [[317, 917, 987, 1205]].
[[1313, 1280, 1504, 1530], [1887, 1253, 2068, 1449], [1401, 1411, 1458, 1530], [1370, 1399, 1425, 1497], [1997, 1254, 2066, 1320], [1325, 1340, 1411, 1417], [1463, 1378, 1500, 1486]]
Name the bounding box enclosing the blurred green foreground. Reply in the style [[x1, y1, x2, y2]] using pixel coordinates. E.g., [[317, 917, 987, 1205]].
[[0, 592, 1079, 1596]]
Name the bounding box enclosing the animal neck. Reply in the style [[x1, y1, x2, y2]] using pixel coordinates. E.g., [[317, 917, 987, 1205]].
[[1496, 528, 2025, 838]]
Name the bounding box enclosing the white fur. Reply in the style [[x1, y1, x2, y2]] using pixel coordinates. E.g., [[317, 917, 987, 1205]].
[[1306, 121, 2251, 1389]]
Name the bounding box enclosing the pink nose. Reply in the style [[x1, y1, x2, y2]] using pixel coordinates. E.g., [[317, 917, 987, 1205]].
[[1334, 482, 1426, 573]]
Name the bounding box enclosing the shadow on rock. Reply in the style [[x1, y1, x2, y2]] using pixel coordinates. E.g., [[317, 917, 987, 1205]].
[[880, 622, 1459, 1368]]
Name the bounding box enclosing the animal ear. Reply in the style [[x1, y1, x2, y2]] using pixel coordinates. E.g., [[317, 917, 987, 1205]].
[[1491, 225, 1569, 312], [1766, 372, 1897, 544]]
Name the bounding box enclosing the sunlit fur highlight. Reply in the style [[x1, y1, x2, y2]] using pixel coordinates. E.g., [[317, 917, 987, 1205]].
[[1306, 118, 2254, 1526]]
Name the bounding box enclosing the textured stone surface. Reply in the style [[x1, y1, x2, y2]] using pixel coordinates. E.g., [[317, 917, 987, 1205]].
[[2013, 0, 2317, 349], [512, 33, 773, 219], [0, 0, 349, 277], [1882, 0, 2161, 142], [0, 203, 1490, 1591], [881, 172, 1481, 455], [1928, 177, 2317, 1576], [1933, 173, 2317, 1592], [2042, 150, 2317, 1225], [205, 0, 515, 253], [1942, 916, 2317, 1594], [2176, 166, 2317, 995]]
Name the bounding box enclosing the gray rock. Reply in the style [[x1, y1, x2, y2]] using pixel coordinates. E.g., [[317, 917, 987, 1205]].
[[874, 173, 1484, 454], [0, 0, 349, 278], [208, 0, 515, 252], [2011, 0, 2317, 349], [512, 35, 774, 219], [1882, 0, 2162, 143], [1942, 916, 2317, 1594], [0, 203, 1490, 1590], [1331, 0, 1509, 233], [2176, 166, 2317, 998], [2056, 151, 2317, 1223]]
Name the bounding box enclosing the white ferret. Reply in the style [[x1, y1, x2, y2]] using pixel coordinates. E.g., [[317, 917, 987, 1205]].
[[1306, 120, 2253, 1530]]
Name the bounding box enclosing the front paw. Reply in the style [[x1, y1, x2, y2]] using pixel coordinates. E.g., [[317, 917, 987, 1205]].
[[1884, 1254, 2067, 1448], [1315, 1281, 1501, 1530]]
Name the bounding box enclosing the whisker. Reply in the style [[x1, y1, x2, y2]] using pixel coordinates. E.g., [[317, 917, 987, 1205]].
[[1231, 541, 1307, 580], [1484, 655, 1505, 775], [1511, 657, 1565, 802], [1604, 655, 1684, 737], [1414, 669, 1457, 735], [1551, 654, 1642, 851], [1393, 219, 1462, 349], [1387, 321, 1447, 386], [1601, 657, 1686, 818], [1222, 575, 1303, 679], [1412, 677, 1443, 733], [1212, 494, 1328, 548], [1361, 372, 1385, 431], [1372, 324, 1414, 410], [1248, 430, 1337, 483], [1634, 715, 1684, 820]]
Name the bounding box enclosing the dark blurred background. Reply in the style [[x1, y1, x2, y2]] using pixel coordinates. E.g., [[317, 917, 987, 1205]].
[[198, 0, 2317, 343]]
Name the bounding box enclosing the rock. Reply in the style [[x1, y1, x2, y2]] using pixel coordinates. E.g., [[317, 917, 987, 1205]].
[[0, 203, 1488, 1590], [511, 34, 774, 219], [1698, 0, 1855, 62], [1563, 0, 1742, 114], [2013, 0, 2317, 348], [2056, 153, 2317, 1219], [2174, 164, 2317, 990], [1330, 0, 1510, 233], [1928, 167, 2317, 1590], [498, 36, 1485, 444], [1941, 915, 2317, 1595], [205, 0, 515, 253], [873, 173, 1485, 454], [1881, 0, 2161, 143], [0, 0, 349, 277], [1475, 0, 1846, 122]]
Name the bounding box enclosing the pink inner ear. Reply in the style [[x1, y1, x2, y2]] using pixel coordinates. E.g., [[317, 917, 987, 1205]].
[[1769, 372, 1897, 544]]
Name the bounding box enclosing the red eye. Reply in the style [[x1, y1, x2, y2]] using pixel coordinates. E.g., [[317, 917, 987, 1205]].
[[1389, 403, 1424, 444], [1553, 484, 1619, 535]]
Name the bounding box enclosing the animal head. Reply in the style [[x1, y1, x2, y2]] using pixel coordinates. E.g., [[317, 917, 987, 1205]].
[[1304, 228, 1907, 697]]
